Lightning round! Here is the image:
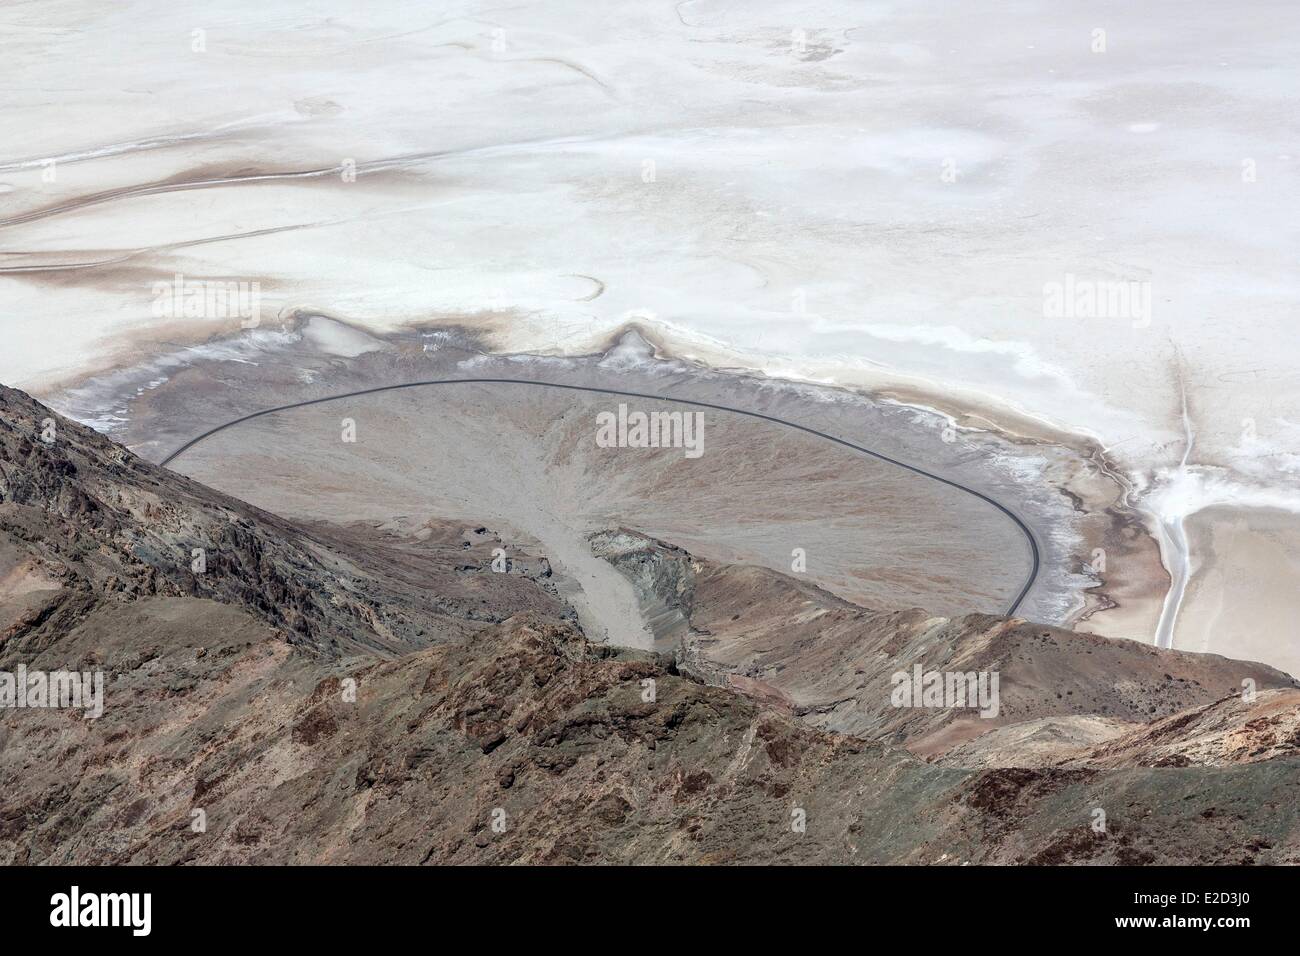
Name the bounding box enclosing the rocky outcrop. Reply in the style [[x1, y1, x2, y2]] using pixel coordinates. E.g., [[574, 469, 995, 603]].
[[590, 529, 1299, 762], [0, 385, 564, 660], [1060, 689, 1300, 768], [587, 529, 696, 647]]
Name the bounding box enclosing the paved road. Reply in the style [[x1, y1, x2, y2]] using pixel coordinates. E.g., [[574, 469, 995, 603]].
[[160, 377, 1042, 616]]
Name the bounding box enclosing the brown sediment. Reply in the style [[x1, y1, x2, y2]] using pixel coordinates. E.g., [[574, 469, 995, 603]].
[[0, 155, 434, 232], [1073, 508, 1169, 642], [41, 316, 1160, 635], [158, 381, 1026, 632], [19, 307, 386, 397]]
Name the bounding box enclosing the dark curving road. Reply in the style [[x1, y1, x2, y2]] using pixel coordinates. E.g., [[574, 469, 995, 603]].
[[160, 378, 1041, 616]]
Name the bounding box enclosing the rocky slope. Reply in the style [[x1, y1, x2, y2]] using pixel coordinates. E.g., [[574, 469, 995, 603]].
[[6, 596, 1299, 865], [3, 386, 1300, 864], [591, 529, 1298, 759], [0, 385, 566, 660]]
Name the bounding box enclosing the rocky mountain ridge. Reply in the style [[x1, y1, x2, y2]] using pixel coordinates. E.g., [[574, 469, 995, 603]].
[[2, 386, 1299, 864]]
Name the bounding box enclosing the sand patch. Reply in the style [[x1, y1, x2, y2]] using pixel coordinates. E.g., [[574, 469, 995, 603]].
[[1174, 506, 1300, 678]]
